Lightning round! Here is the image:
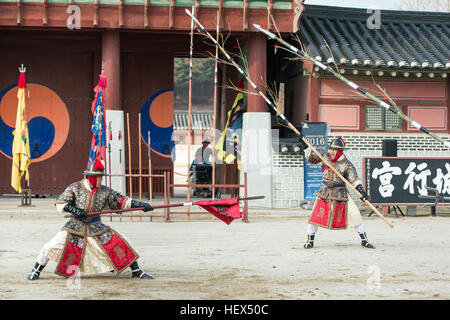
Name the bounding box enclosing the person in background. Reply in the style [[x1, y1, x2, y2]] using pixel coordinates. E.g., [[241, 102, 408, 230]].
[[194, 137, 212, 165]]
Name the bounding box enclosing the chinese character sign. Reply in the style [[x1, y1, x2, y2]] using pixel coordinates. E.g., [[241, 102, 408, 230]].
[[364, 157, 450, 204]]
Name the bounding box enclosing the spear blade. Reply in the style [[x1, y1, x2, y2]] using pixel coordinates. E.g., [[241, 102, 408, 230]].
[[253, 24, 276, 39]]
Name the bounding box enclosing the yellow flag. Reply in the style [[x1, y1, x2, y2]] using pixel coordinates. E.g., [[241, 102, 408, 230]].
[[11, 72, 31, 193], [215, 91, 244, 166]]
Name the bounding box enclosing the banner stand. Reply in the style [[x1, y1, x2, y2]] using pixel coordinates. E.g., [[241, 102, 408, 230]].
[[301, 122, 328, 204]]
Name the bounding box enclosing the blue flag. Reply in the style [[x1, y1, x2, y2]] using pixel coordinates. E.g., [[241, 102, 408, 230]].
[[88, 77, 107, 167]]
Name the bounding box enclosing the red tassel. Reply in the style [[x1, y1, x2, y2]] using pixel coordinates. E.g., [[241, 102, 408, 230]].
[[97, 70, 107, 88], [18, 72, 26, 89], [110, 129, 113, 141], [118, 130, 122, 141]]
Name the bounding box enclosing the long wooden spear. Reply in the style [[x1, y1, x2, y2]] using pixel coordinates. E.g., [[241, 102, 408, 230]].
[[63, 196, 265, 218], [253, 24, 450, 149], [185, 9, 393, 228]]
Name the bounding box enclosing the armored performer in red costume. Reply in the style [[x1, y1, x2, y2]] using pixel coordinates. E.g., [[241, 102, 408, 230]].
[[300, 136, 375, 249], [27, 159, 155, 280]]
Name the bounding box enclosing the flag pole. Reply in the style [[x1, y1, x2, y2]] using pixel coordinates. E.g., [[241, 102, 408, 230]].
[[212, 10, 220, 202], [98, 63, 106, 173], [108, 121, 112, 188], [26, 68, 31, 190], [186, 5, 196, 222], [210, 10, 220, 221], [11, 64, 31, 195]]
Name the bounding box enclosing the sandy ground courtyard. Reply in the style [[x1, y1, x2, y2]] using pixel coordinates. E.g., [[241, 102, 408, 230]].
[[1, 203, 450, 301]]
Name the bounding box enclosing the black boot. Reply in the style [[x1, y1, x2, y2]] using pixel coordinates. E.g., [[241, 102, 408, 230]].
[[27, 262, 46, 280], [304, 234, 315, 249], [130, 261, 154, 279], [359, 232, 376, 249]]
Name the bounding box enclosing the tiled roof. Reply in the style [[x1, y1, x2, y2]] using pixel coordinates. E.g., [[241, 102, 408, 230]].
[[298, 5, 450, 70], [173, 110, 213, 130]]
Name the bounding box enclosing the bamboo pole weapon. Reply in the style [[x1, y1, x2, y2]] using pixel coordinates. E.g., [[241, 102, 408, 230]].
[[185, 9, 393, 228], [253, 24, 450, 149]]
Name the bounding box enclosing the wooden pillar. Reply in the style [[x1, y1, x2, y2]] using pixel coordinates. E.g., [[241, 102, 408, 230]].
[[307, 75, 320, 121], [247, 33, 267, 112], [102, 30, 121, 110]]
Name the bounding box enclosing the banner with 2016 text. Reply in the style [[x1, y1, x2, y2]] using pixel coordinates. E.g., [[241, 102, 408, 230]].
[[302, 122, 328, 201]]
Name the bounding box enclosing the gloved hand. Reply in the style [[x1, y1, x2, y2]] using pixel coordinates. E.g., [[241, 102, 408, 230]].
[[296, 133, 308, 150], [131, 200, 153, 212], [355, 184, 369, 202], [64, 204, 87, 218]]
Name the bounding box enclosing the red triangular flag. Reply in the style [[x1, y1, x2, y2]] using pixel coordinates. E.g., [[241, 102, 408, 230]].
[[194, 197, 242, 225]]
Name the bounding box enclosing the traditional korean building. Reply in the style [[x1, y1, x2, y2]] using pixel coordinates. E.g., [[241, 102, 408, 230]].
[[273, 5, 450, 208], [0, 0, 302, 196], [1, 1, 449, 209]]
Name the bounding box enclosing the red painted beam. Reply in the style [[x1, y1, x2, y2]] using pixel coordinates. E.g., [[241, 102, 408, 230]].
[[0, 3, 297, 33]]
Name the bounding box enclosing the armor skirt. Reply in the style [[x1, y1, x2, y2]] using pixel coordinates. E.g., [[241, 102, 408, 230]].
[[309, 196, 363, 230], [41, 218, 139, 277]]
